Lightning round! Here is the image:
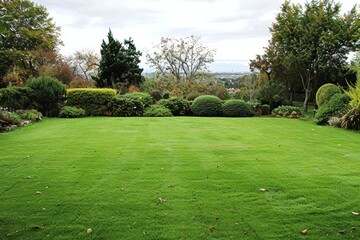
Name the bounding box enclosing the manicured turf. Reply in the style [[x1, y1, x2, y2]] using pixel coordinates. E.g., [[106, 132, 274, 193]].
[[0, 117, 359, 239]]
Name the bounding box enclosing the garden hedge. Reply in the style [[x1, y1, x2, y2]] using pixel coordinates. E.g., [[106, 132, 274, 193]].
[[66, 88, 116, 116]]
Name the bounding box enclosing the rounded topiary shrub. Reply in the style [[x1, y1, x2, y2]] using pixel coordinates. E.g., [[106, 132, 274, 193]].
[[222, 99, 253, 117], [144, 105, 173, 117], [59, 106, 86, 118], [158, 97, 191, 116], [112, 96, 144, 117], [190, 95, 223, 117], [315, 93, 350, 125], [316, 83, 342, 107]]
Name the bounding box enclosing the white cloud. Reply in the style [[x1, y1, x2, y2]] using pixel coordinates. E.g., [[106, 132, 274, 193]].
[[33, 0, 358, 71]]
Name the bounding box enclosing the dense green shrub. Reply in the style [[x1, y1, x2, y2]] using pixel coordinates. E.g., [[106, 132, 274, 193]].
[[260, 104, 271, 115], [27, 76, 67, 116], [222, 99, 253, 117], [59, 106, 86, 118], [315, 94, 350, 125], [16, 109, 42, 121], [0, 87, 32, 111], [144, 105, 173, 117], [272, 105, 303, 118], [149, 90, 162, 102], [0, 111, 21, 126], [191, 95, 223, 117], [158, 97, 191, 116], [316, 83, 342, 107], [112, 96, 144, 117], [66, 88, 116, 116], [123, 92, 152, 108]]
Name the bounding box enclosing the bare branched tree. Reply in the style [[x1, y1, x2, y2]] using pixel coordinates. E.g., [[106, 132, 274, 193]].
[[67, 49, 100, 81], [146, 36, 215, 81]]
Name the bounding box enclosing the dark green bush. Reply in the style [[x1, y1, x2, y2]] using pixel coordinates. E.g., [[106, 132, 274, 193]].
[[260, 104, 271, 115], [112, 96, 144, 117], [0, 87, 32, 111], [272, 105, 303, 118], [16, 109, 42, 121], [162, 91, 170, 99], [59, 106, 86, 118], [190, 95, 223, 117], [123, 92, 152, 108], [144, 105, 173, 117], [66, 88, 116, 116], [27, 76, 67, 116], [149, 90, 162, 102], [158, 97, 191, 116], [315, 93, 350, 125], [222, 99, 253, 117], [316, 83, 342, 107]]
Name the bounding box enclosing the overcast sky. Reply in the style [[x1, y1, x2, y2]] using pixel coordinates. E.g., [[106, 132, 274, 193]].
[[32, 0, 358, 72]]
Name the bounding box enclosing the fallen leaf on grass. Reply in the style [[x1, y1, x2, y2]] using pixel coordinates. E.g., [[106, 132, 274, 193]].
[[167, 185, 175, 188], [259, 188, 266, 192], [24, 176, 32, 179], [208, 226, 216, 232], [301, 229, 308, 235], [159, 198, 166, 203], [31, 226, 42, 230], [87, 228, 93, 234], [352, 212, 359, 215], [36, 191, 42, 195], [338, 229, 347, 234]]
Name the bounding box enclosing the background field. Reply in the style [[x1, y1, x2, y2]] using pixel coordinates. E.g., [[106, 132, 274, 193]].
[[0, 117, 359, 239]]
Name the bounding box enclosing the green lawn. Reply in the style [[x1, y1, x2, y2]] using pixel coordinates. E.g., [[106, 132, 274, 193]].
[[0, 117, 359, 239]]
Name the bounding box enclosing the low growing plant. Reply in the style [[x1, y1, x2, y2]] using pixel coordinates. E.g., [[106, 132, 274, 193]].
[[144, 105, 173, 117], [272, 105, 303, 118], [59, 106, 86, 118]]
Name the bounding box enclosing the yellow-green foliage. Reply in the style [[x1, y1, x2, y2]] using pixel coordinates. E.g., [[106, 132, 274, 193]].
[[66, 88, 116, 116], [345, 80, 360, 109], [67, 88, 117, 95]]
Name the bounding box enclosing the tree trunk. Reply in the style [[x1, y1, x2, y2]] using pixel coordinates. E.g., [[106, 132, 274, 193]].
[[303, 89, 311, 112]]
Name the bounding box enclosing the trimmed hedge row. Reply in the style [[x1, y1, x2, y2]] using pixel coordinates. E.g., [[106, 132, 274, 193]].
[[66, 88, 116, 116]]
